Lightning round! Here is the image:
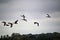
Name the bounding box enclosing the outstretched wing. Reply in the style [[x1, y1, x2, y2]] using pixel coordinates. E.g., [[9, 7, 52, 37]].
[[2, 21, 6, 26], [14, 20, 18, 24], [37, 23, 39, 26]]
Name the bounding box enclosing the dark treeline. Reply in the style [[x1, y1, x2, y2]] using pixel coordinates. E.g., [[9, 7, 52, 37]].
[[0, 32, 60, 40]]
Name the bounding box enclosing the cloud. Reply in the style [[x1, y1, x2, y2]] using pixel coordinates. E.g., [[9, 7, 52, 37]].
[[0, 0, 60, 12], [16, 0, 60, 12], [0, 0, 10, 3], [0, 0, 60, 20]]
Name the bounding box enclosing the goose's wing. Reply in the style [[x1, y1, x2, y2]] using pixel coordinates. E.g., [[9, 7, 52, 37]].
[[34, 22, 37, 24], [2, 21, 6, 26], [10, 23, 13, 28], [2, 21, 6, 23], [37, 23, 39, 26], [14, 20, 18, 24]]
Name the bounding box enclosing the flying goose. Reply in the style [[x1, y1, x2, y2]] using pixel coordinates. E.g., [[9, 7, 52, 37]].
[[21, 15, 25, 19], [2, 21, 7, 26], [34, 22, 39, 26], [8, 22, 13, 28], [14, 20, 18, 24], [46, 14, 51, 18], [22, 18, 27, 22]]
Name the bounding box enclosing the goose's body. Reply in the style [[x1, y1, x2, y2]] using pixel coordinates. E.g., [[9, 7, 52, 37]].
[[22, 18, 27, 22], [34, 22, 39, 26], [6, 24, 9, 26]]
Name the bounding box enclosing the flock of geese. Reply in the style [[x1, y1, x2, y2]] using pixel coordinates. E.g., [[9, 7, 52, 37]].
[[1, 14, 51, 28]]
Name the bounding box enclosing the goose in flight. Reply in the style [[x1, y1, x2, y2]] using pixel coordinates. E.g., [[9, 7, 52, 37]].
[[46, 14, 51, 18], [22, 18, 27, 22], [2, 21, 9, 26], [34, 22, 39, 26], [2, 21, 7, 26], [8, 22, 13, 28], [14, 20, 18, 24], [21, 15, 25, 19]]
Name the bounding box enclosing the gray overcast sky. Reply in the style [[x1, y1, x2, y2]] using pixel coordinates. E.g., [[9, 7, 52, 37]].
[[0, 0, 60, 36]]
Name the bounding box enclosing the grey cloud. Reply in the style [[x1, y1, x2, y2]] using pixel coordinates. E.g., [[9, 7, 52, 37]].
[[0, 0, 60, 12], [18, 0, 60, 13], [0, 0, 60, 21], [0, 0, 10, 3]]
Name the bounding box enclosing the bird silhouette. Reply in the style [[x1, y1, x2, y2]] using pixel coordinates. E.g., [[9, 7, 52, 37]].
[[46, 14, 51, 18], [21, 15, 25, 19], [14, 20, 18, 24], [22, 18, 27, 22], [2, 21, 7, 26], [8, 22, 13, 28], [34, 22, 39, 26], [2, 21, 9, 26]]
